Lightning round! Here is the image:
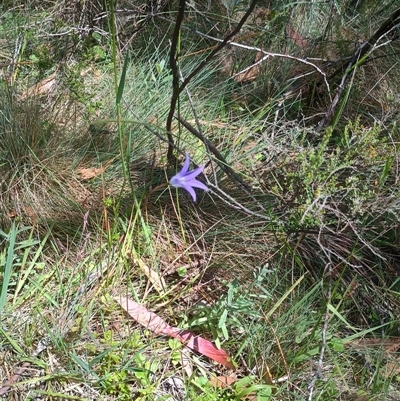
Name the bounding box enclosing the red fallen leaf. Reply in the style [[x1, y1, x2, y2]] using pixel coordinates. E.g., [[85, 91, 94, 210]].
[[113, 296, 235, 369]]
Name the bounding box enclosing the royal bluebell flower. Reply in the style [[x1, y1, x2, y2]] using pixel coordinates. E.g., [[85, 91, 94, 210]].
[[170, 154, 209, 201]]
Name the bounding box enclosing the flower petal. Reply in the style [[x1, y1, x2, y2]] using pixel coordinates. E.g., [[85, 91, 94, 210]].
[[188, 179, 209, 191], [169, 154, 209, 201], [183, 185, 197, 201], [181, 164, 205, 181], [180, 153, 191, 175]]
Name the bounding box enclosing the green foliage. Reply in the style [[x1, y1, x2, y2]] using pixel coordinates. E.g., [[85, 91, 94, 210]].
[[188, 279, 258, 347], [189, 374, 274, 401], [0, 223, 18, 313], [90, 329, 155, 399], [273, 119, 399, 234], [64, 64, 104, 116], [0, 224, 39, 313]]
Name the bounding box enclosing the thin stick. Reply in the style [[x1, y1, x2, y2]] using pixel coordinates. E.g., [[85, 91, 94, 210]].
[[178, 0, 259, 95], [166, 0, 260, 159], [166, 0, 187, 162], [317, 7, 400, 129], [307, 265, 332, 401], [261, 311, 290, 381]]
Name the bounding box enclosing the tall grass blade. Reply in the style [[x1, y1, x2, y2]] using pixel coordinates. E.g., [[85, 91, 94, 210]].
[[13, 230, 49, 302], [0, 223, 17, 313], [116, 51, 130, 105], [266, 274, 305, 319]]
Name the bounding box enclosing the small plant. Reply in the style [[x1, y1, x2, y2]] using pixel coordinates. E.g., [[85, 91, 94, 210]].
[[93, 330, 155, 399], [188, 279, 259, 348], [0, 223, 38, 314], [64, 64, 103, 116], [189, 374, 274, 401]]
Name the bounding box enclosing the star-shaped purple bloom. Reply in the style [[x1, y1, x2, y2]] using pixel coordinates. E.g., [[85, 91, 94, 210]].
[[169, 154, 209, 201]]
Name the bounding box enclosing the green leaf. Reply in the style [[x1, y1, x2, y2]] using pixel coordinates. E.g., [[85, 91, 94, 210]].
[[330, 338, 344, 352], [0, 325, 24, 354], [116, 51, 130, 104], [379, 156, 394, 187], [218, 309, 229, 340], [0, 222, 17, 313]]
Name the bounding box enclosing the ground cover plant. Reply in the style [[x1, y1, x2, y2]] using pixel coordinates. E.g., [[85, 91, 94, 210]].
[[1, 0, 400, 400]]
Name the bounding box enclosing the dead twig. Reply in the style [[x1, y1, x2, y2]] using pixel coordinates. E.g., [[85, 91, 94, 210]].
[[307, 262, 332, 401], [317, 7, 400, 130], [190, 30, 331, 99], [0, 339, 48, 396], [166, 0, 259, 161], [166, 0, 186, 162]]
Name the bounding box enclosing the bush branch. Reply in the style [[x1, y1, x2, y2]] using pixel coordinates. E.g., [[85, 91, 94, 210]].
[[317, 7, 400, 130], [166, 0, 186, 162], [166, 0, 259, 160]]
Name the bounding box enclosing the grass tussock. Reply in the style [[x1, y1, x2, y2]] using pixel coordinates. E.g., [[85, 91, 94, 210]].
[[1, 1, 400, 400]]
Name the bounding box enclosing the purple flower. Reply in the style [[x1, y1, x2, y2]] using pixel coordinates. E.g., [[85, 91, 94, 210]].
[[169, 154, 209, 201]]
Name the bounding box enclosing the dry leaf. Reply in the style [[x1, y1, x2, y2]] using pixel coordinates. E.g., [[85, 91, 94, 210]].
[[78, 166, 106, 180], [19, 72, 56, 100], [7, 210, 17, 218], [124, 249, 166, 294], [234, 66, 261, 83], [234, 52, 264, 83], [113, 296, 235, 369], [346, 336, 400, 378], [347, 337, 400, 353], [0, 362, 31, 396], [0, 340, 47, 395], [78, 158, 115, 180], [286, 24, 308, 49], [210, 375, 237, 388]]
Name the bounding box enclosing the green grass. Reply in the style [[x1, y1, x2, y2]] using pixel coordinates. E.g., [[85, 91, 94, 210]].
[[1, 1, 400, 400]]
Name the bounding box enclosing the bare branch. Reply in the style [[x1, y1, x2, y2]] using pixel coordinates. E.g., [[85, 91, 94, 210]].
[[178, 0, 260, 96], [317, 7, 400, 130], [166, 0, 186, 162], [192, 30, 331, 98]]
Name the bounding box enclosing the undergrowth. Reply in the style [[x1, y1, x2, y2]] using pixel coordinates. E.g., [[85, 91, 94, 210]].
[[1, 1, 400, 400]]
